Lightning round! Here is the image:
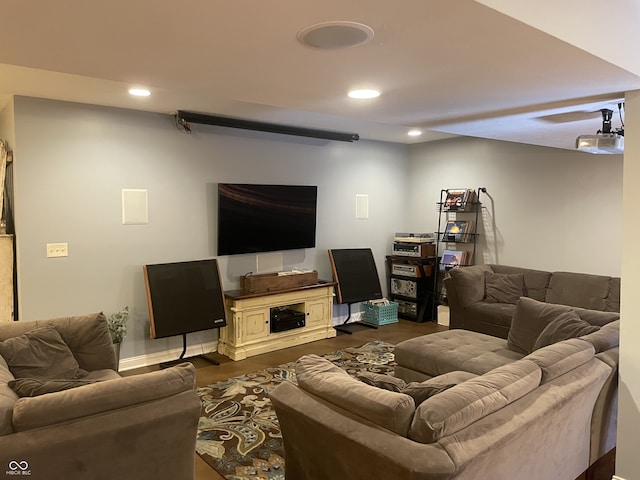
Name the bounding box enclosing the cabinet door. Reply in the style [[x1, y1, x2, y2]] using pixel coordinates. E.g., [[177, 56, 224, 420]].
[[306, 300, 329, 326], [242, 310, 269, 341]]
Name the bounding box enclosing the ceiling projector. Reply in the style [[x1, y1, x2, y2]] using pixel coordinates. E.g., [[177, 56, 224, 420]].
[[575, 133, 624, 154], [575, 107, 624, 154]]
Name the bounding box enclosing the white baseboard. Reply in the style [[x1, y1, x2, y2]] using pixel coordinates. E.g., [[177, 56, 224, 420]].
[[118, 340, 218, 371], [120, 311, 362, 371], [612, 476, 626, 480]]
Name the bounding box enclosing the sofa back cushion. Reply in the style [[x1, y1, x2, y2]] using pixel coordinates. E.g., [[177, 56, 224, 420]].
[[0, 313, 116, 372], [295, 354, 415, 436], [531, 314, 599, 351], [408, 359, 541, 444], [525, 338, 595, 383], [491, 265, 551, 302], [0, 355, 18, 435], [0, 325, 88, 380], [545, 272, 612, 311], [572, 307, 620, 327], [508, 297, 575, 354], [484, 272, 524, 304]]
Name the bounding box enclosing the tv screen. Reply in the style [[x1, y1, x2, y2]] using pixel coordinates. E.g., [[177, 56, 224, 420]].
[[328, 248, 384, 304], [143, 259, 227, 339], [217, 183, 318, 256]]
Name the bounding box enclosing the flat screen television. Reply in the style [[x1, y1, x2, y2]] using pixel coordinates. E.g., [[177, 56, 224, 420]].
[[143, 259, 226, 339], [217, 183, 318, 256], [328, 248, 384, 304]]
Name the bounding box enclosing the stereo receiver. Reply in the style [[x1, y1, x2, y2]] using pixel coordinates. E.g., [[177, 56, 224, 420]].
[[392, 242, 436, 258], [391, 263, 422, 277]]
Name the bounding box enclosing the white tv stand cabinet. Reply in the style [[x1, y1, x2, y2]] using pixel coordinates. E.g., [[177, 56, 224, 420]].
[[218, 282, 337, 361]]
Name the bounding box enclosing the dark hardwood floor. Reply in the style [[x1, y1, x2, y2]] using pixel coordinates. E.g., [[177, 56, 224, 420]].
[[125, 319, 446, 480]]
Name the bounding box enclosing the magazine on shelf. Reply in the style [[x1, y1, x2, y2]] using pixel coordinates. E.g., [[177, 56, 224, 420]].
[[443, 189, 467, 211], [463, 189, 477, 211], [440, 249, 464, 270], [442, 220, 470, 242], [443, 188, 477, 212]]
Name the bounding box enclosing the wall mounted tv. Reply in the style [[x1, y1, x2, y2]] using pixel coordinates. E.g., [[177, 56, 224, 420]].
[[143, 259, 226, 339], [217, 183, 318, 256]]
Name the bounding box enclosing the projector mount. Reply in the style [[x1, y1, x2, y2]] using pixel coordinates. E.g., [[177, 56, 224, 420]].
[[597, 104, 624, 137]]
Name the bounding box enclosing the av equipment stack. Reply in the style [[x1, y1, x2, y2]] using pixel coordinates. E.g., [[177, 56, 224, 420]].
[[386, 233, 436, 323]]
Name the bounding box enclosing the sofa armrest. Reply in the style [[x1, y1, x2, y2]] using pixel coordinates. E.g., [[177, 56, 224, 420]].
[[0, 390, 200, 480], [445, 265, 492, 331], [12, 363, 195, 431], [590, 347, 619, 463], [270, 381, 455, 480], [448, 265, 492, 308]]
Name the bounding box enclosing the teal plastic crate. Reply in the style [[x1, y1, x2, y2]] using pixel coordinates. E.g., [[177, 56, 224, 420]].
[[363, 301, 399, 325]]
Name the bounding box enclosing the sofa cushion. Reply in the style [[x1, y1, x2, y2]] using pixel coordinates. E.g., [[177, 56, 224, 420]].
[[545, 272, 610, 311], [507, 297, 575, 354], [462, 302, 516, 337], [409, 359, 541, 444], [525, 338, 595, 383], [579, 320, 619, 353], [0, 313, 117, 372], [8, 377, 97, 397], [296, 355, 415, 436], [491, 265, 552, 302], [356, 372, 455, 405], [0, 355, 18, 435], [484, 272, 524, 304], [356, 371, 406, 391], [532, 313, 599, 351], [0, 325, 88, 380], [573, 308, 620, 327], [12, 362, 196, 432], [394, 330, 523, 377]]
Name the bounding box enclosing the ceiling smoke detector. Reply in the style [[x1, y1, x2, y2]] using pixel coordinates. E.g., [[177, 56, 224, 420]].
[[297, 21, 375, 50]]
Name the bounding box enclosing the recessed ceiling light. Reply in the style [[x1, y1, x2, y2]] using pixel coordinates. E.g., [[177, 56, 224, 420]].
[[348, 89, 380, 99], [408, 129, 422, 137], [128, 88, 150, 97]]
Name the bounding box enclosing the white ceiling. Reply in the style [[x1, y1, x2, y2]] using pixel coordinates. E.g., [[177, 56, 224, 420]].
[[1, 0, 639, 149]]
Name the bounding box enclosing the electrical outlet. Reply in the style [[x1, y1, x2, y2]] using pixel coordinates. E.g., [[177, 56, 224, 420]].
[[46, 243, 68, 258]]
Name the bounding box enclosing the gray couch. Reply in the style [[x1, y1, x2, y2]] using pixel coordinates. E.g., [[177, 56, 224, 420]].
[[444, 264, 620, 338], [0, 313, 201, 480], [393, 296, 619, 471], [270, 321, 616, 480]]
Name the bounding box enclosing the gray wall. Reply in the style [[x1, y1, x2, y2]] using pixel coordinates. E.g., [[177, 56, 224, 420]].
[[407, 137, 623, 276], [10, 96, 409, 361]]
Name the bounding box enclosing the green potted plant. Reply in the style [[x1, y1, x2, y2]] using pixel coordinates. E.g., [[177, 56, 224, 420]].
[[108, 306, 129, 366]]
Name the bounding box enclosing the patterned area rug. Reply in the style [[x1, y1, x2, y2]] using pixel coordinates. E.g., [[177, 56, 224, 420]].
[[196, 341, 395, 480]]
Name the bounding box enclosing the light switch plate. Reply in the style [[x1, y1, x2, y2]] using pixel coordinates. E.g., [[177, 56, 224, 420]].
[[46, 243, 68, 258]]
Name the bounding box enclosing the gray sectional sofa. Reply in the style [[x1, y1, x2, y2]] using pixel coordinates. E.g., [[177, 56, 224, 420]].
[[444, 264, 620, 338], [0, 313, 201, 480], [270, 295, 619, 480]]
